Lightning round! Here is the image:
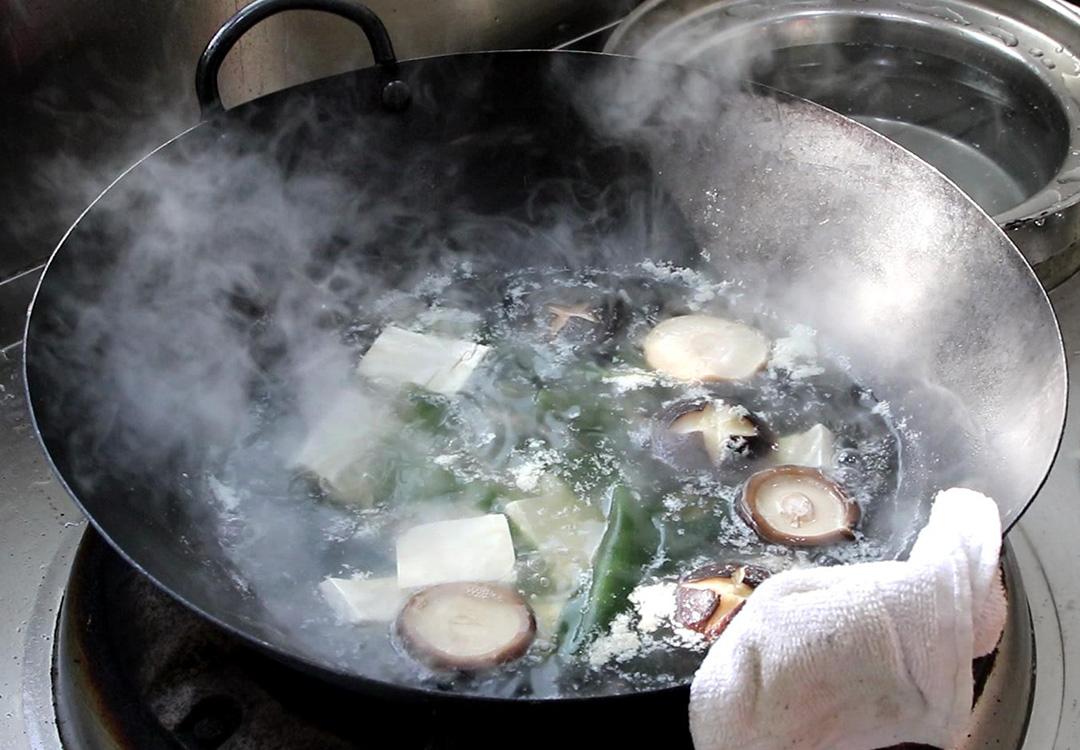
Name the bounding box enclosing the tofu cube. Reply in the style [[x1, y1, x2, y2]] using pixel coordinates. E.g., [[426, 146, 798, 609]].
[[319, 575, 404, 623], [294, 389, 384, 502], [396, 514, 516, 589], [531, 594, 572, 642], [504, 479, 604, 593], [357, 326, 488, 395], [774, 424, 835, 469]]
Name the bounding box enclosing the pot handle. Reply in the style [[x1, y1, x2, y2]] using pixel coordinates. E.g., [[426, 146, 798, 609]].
[[195, 0, 410, 118]]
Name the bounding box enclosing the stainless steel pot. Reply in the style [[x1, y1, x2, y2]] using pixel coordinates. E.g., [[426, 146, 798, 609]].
[[606, 0, 1080, 288]]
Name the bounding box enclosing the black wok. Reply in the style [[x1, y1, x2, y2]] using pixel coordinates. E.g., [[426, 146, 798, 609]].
[[23, 0, 1067, 704]]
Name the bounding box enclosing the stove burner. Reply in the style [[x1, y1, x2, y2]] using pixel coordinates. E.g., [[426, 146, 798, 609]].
[[50, 530, 1034, 750]]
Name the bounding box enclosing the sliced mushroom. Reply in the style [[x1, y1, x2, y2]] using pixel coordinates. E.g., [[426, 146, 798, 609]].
[[668, 399, 770, 463], [509, 285, 629, 359], [674, 563, 770, 638], [396, 582, 536, 671], [739, 466, 859, 546], [546, 302, 600, 336], [652, 398, 773, 475], [643, 314, 769, 382]]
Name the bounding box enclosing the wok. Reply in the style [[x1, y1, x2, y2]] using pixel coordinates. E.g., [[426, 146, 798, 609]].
[[23, 0, 1067, 703]]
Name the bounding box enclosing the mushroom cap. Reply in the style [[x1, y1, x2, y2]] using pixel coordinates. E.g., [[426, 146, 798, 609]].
[[685, 562, 772, 589], [738, 466, 859, 546], [396, 582, 536, 671], [643, 314, 770, 382], [499, 278, 633, 360], [652, 398, 773, 474], [674, 562, 771, 638]]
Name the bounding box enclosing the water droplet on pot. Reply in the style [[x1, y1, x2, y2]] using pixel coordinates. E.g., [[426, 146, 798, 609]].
[[1058, 166, 1080, 184], [725, 1, 764, 17], [980, 26, 1018, 48]]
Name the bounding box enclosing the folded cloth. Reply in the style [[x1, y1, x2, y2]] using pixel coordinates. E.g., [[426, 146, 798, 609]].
[[689, 488, 1007, 750]]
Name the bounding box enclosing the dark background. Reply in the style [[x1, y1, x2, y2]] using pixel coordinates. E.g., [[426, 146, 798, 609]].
[[0, 0, 635, 344]]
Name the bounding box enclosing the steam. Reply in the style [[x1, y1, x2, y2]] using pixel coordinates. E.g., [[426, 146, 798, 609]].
[[27, 57, 721, 691]]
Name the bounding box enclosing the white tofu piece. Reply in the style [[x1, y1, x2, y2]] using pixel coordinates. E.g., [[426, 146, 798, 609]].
[[531, 594, 571, 642], [396, 514, 516, 589], [504, 478, 604, 593], [774, 424, 835, 468], [415, 307, 484, 339], [294, 389, 385, 502], [357, 326, 488, 395], [319, 575, 404, 623], [770, 324, 826, 380]]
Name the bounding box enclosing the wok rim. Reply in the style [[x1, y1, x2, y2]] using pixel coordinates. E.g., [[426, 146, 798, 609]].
[[20, 49, 1068, 703]]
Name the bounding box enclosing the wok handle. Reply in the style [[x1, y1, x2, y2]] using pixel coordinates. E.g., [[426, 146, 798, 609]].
[[195, 0, 410, 118]]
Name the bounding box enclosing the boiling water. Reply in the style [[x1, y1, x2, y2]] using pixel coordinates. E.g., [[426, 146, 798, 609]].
[[854, 116, 1028, 216], [208, 259, 904, 698]]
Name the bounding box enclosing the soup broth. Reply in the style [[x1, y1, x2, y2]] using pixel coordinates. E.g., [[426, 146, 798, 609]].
[[209, 259, 903, 698]]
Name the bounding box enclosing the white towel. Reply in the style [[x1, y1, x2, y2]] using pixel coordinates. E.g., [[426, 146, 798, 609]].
[[689, 488, 1007, 750]]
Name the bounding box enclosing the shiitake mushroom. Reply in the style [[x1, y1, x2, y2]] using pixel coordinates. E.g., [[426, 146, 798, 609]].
[[643, 314, 770, 382], [497, 283, 630, 360], [652, 397, 774, 474], [674, 562, 771, 639], [545, 295, 628, 348], [396, 582, 536, 671], [738, 466, 859, 547], [496, 270, 695, 360]]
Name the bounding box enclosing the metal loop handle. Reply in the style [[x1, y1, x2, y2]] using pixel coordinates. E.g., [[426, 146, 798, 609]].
[[195, 0, 409, 118]]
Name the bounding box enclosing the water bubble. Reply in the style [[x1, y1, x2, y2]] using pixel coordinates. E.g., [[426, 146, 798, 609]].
[[1031, 48, 1045, 57], [1044, 59, 1058, 70]]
